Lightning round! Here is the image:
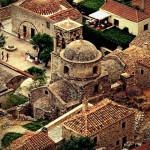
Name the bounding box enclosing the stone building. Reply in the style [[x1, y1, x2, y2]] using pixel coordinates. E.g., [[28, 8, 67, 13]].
[[30, 19, 110, 119], [11, 0, 82, 39], [62, 98, 135, 150]]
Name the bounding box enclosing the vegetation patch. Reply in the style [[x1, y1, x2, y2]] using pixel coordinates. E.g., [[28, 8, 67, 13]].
[[4, 94, 29, 109], [1, 132, 23, 148], [22, 119, 49, 131], [83, 24, 135, 50], [0, 0, 18, 7], [74, 0, 105, 15]]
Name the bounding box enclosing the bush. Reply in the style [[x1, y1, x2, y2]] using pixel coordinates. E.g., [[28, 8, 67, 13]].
[[22, 119, 49, 131], [75, 0, 105, 15], [25, 66, 46, 76], [0, 0, 18, 7], [2, 132, 23, 148], [5, 94, 28, 109]]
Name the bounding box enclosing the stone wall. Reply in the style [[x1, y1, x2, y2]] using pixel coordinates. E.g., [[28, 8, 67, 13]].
[[135, 63, 150, 90], [11, 5, 54, 38]]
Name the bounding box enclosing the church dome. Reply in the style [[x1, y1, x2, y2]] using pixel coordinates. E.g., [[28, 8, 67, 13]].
[[63, 40, 102, 62], [20, 0, 60, 15]]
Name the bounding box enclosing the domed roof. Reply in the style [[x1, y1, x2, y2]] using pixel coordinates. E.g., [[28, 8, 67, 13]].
[[20, 0, 60, 15], [63, 40, 101, 62]]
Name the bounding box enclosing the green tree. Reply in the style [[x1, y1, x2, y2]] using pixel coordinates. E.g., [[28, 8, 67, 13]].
[[30, 33, 53, 59], [0, 0, 18, 7], [57, 136, 96, 150], [26, 66, 46, 76], [0, 34, 6, 47]]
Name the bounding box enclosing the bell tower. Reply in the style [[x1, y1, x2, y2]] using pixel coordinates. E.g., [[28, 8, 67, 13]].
[[51, 18, 83, 82]]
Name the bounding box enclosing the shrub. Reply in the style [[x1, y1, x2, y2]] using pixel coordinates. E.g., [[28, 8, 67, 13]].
[[22, 119, 49, 131], [5, 94, 28, 109], [2, 132, 23, 148], [25, 66, 46, 76]]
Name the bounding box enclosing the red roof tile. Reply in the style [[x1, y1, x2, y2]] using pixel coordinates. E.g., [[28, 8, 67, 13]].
[[20, 0, 61, 15], [63, 99, 134, 137], [0, 6, 12, 19], [6, 132, 55, 150], [101, 0, 149, 22], [137, 58, 150, 69], [132, 0, 150, 15], [49, 8, 82, 22], [132, 142, 150, 150]]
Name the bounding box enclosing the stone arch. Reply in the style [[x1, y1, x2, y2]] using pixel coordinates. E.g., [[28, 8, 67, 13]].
[[18, 21, 38, 38]]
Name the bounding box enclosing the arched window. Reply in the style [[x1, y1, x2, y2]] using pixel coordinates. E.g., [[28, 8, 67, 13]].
[[93, 66, 98, 74], [64, 66, 69, 74], [56, 35, 60, 47], [45, 90, 48, 94], [62, 38, 66, 49]]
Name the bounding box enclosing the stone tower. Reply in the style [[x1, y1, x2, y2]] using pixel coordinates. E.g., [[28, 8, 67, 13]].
[[51, 18, 83, 82]]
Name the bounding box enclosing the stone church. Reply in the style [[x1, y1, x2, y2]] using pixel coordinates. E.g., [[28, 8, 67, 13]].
[[30, 18, 110, 120]]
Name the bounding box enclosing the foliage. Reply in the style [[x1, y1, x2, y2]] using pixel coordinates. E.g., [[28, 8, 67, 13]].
[[0, 0, 18, 7], [30, 33, 53, 58], [22, 119, 49, 131], [26, 66, 46, 76], [66, 0, 73, 5], [114, 0, 132, 6], [57, 136, 96, 150], [75, 0, 105, 15], [5, 94, 28, 109], [1, 132, 23, 148], [83, 24, 135, 50], [0, 34, 7, 47]]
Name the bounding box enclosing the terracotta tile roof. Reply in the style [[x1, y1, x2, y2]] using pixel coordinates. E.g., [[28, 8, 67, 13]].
[[130, 31, 150, 48], [101, 0, 149, 22], [137, 58, 150, 69], [0, 6, 12, 19], [132, 142, 150, 150], [63, 99, 134, 137], [6, 132, 55, 150], [132, 0, 150, 15], [20, 0, 61, 15], [49, 8, 82, 22]]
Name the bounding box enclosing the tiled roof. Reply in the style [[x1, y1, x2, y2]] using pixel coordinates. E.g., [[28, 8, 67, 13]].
[[49, 8, 82, 22], [0, 6, 12, 19], [132, 0, 150, 15], [132, 142, 150, 150], [101, 0, 149, 22], [20, 0, 61, 15], [130, 31, 150, 48], [63, 99, 134, 137], [137, 58, 150, 69], [6, 132, 55, 150]]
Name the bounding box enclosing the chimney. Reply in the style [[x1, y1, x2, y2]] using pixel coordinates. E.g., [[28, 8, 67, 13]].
[[142, 0, 145, 10], [41, 127, 48, 134], [82, 97, 88, 112]]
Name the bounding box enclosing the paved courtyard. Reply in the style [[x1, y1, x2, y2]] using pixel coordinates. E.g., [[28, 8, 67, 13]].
[[0, 22, 51, 77]]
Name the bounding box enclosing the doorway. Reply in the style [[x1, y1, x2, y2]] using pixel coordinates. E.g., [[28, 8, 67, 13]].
[[23, 25, 27, 32], [122, 136, 127, 148], [31, 28, 35, 38]]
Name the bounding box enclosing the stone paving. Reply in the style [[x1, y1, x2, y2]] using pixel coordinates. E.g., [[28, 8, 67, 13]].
[[0, 19, 51, 77]]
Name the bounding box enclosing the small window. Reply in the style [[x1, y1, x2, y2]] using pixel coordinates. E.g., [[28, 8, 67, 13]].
[[141, 69, 144, 74], [144, 24, 148, 31], [122, 121, 126, 128], [45, 91, 48, 94], [94, 84, 99, 93], [0, 102, 1, 108], [46, 22, 50, 28], [94, 137, 97, 144], [116, 140, 119, 146], [64, 66, 69, 74], [114, 19, 119, 26], [93, 66, 98, 74]]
